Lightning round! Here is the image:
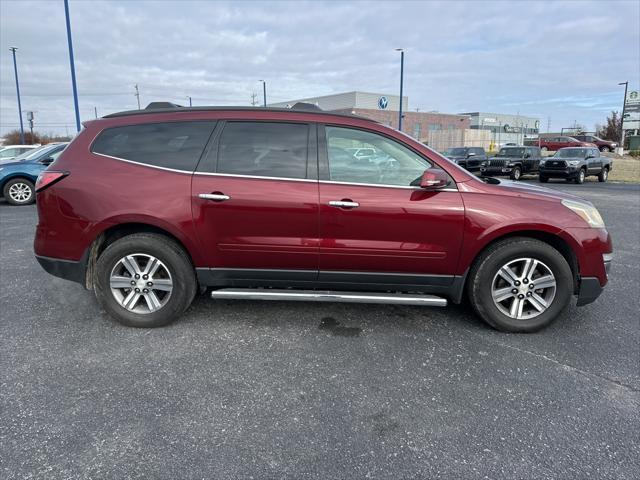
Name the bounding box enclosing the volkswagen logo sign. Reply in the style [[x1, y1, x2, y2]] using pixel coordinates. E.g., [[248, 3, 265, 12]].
[[378, 96, 388, 110]]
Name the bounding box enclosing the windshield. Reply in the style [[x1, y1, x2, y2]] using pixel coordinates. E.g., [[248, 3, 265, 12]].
[[555, 148, 587, 158], [446, 148, 468, 156], [497, 148, 524, 157]]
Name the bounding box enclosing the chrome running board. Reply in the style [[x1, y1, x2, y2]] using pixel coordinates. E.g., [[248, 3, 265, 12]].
[[210, 288, 447, 307]]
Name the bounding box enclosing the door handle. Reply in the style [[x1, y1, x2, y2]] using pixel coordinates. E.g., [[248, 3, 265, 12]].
[[198, 193, 230, 202], [329, 200, 359, 209]]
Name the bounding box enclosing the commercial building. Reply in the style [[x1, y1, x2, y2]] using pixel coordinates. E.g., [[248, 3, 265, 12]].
[[459, 112, 540, 146], [270, 91, 470, 144]]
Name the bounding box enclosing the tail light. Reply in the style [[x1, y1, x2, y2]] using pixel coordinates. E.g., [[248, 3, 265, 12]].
[[36, 171, 69, 192]]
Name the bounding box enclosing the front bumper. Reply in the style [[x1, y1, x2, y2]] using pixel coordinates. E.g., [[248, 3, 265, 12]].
[[539, 166, 580, 178], [480, 166, 514, 176], [576, 277, 603, 306]]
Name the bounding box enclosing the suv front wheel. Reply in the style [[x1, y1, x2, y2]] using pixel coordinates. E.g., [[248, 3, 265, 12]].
[[94, 233, 197, 327], [468, 237, 573, 332]]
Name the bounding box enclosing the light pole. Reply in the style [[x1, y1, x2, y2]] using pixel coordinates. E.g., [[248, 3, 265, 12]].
[[9, 47, 25, 144], [63, 0, 81, 132], [187, 96, 192, 107], [260, 80, 267, 107], [396, 48, 404, 131], [619, 81, 628, 153]]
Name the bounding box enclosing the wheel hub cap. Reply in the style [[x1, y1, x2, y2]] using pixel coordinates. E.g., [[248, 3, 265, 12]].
[[491, 257, 556, 320], [9, 183, 31, 202], [109, 253, 173, 314]]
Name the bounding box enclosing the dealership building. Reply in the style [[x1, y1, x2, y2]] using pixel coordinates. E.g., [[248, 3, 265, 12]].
[[269, 91, 470, 142], [459, 112, 540, 146]]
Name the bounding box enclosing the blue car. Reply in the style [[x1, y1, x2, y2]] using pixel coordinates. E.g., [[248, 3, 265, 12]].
[[0, 143, 68, 206]]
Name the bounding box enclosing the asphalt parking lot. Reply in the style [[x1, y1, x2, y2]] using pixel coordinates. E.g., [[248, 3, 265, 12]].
[[1, 180, 639, 479]]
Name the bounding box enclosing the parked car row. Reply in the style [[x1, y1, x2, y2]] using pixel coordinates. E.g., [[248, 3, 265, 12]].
[[0, 143, 68, 205], [445, 145, 613, 184], [524, 135, 617, 152]]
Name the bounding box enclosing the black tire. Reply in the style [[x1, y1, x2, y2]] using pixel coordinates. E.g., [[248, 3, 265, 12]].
[[510, 166, 522, 181], [539, 175, 549, 183], [3, 178, 35, 206], [600, 146, 610, 153], [467, 237, 573, 332], [575, 168, 586, 184], [94, 233, 197, 327], [598, 167, 609, 182], [541, 146, 548, 152]]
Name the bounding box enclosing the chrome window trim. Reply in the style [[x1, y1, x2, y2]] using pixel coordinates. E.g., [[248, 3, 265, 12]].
[[92, 153, 458, 191], [320, 179, 458, 191], [92, 152, 193, 175], [193, 171, 317, 183]]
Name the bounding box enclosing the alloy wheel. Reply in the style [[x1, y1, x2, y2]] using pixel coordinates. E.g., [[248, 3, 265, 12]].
[[491, 257, 556, 320], [8, 182, 32, 203], [109, 253, 173, 314]]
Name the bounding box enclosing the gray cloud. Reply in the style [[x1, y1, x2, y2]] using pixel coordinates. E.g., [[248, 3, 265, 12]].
[[1, 0, 638, 137]]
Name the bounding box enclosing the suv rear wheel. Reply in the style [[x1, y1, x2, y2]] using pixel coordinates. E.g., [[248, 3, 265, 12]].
[[468, 237, 572, 332], [94, 233, 197, 327]]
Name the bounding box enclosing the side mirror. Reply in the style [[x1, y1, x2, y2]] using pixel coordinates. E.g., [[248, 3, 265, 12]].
[[586, 154, 594, 159], [524, 153, 531, 158], [40, 157, 54, 165], [466, 152, 476, 158], [420, 168, 450, 189]]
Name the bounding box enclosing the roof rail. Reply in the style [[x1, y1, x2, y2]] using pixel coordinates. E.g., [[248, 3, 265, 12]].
[[145, 102, 183, 110]]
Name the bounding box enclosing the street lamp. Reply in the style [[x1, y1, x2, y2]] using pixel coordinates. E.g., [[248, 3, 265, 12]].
[[63, 0, 81, 132], [619, 81, 628, 153], [259, 80, 267, 107], [187, 96, 192, 107], [9, 47, 25, 144], [396, 48, 404, 131]]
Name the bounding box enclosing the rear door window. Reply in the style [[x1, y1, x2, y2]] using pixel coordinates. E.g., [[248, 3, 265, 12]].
[[91, 121, 216, 171], [215, 122, 310, 179]]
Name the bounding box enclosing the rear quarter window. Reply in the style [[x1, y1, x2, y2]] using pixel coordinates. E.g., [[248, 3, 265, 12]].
[[91, 121, 216, 171]]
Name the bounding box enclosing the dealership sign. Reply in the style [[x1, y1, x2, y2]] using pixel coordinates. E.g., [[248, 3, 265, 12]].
[[378, 96, 388, 110], [503, 124, 521, 133]]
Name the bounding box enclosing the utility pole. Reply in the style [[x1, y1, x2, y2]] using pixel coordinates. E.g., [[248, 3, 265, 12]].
[[260, 80, 267, 107], [396, 48, 404, 131], [251, 92, 258, 106], [134, 84, 141, 109], [94, 106, 98, 119], [26, 111, 34, 143], [187, 96, 192, 107], [619, 81, 628, 153], [63, 0, 81, 133], [547, 116, 551, 133], [9, 47, 25, 144]]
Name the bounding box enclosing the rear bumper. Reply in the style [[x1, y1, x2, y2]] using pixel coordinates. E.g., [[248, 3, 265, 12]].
[[35, 254, 86, 284]]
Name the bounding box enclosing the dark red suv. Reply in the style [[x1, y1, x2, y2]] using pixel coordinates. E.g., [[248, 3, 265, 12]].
[[34, 105, 612, 332]]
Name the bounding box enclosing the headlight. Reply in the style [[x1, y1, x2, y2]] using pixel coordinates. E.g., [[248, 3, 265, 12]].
[[568, 160, 581, 166], [561, 199, 605, 228], [539, 160, 545, 166]]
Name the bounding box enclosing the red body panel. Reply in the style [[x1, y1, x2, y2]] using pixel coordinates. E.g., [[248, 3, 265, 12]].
[[318, 184, 464, 274], [191, 175, 319, 270], [34, 108, 612, 293]]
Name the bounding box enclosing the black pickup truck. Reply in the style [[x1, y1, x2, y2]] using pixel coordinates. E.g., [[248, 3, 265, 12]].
[[539, 147, 613, 184], [444, 147, 487, 172], [480, 146, 542, 180]]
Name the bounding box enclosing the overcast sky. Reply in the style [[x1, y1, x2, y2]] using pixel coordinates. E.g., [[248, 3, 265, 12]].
[[1, 0, 638, 137]]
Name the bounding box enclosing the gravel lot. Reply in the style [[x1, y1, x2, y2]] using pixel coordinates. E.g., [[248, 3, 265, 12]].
[[1, 181, 639, 479]]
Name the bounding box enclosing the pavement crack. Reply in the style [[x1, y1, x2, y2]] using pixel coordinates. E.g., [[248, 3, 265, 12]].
[[474, 334, 639, 393]]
